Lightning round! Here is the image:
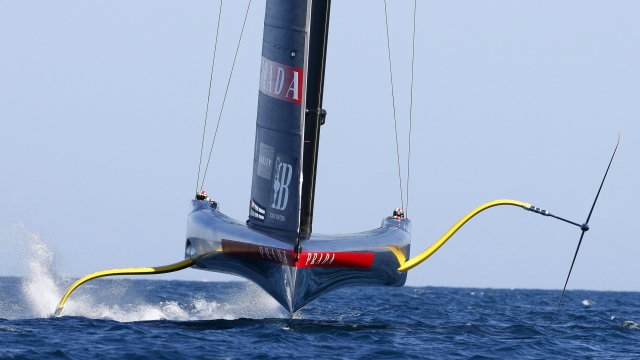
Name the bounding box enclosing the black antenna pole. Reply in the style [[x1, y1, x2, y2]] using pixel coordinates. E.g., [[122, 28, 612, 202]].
[[552, 133, 620, 321]]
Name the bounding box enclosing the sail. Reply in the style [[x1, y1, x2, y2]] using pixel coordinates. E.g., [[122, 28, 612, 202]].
[[248, 0, 311, 235]]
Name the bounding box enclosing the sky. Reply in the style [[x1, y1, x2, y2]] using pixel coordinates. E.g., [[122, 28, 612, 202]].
[[1, 1, 639, 292]]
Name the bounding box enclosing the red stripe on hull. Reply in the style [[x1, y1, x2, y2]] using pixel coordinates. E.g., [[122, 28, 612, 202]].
[[221, 239, 374, 269]]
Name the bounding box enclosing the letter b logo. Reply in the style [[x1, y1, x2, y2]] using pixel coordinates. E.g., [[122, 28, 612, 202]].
[[272, 157, 292, 210]]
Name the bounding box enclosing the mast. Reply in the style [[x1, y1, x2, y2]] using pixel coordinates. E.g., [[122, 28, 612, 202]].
[[299, 0, 331, 235]]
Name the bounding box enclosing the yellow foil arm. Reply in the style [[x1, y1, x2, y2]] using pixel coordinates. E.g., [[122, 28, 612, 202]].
[[53, 258, 196, 317], [398, 199, 531, 272]]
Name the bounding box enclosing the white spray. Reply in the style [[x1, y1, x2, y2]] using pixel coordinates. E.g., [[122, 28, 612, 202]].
[[21, 230, 65, 318], [4, 224, 291, 321]]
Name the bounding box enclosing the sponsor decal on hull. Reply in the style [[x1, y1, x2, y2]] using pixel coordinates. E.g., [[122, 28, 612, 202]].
[[222, 239, 293, 265], [295, 251, 374, 269], [221, 239, 374, 269]]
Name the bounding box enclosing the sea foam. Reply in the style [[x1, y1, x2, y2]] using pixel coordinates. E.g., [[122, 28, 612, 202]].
[[582, 299, 596, 306], [6, 224, 289, 321], [618, 321, 640, 330], [58, 283, 289, 322]]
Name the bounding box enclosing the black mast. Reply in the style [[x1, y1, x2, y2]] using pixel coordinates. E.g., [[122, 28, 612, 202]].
[[299, 0, 331, 235]]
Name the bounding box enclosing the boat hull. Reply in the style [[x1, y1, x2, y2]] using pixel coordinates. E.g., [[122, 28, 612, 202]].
[[185, 201, 410, 313]]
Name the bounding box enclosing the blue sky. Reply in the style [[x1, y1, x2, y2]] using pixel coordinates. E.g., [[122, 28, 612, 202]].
[[1, 1, 639, 291]]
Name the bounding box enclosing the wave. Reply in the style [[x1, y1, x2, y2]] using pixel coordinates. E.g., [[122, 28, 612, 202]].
[[58, 285, 290, 322], [582, 299, 596, 306], [617, 321, 640, 330]]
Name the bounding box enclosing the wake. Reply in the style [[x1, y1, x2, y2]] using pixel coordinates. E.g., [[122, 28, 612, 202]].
[[0, 224, 290, 322]]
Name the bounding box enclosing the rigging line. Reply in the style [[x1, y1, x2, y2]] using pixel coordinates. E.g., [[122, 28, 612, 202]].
[[384, 0, 404, 210], [200, 0, 252, 191], [195, 0, 224, 195], [406, 0, 416, 217]]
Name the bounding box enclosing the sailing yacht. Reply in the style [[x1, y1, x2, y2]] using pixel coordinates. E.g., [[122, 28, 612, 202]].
[[186, 0, 411, 313], [53, 0, 617, 319]]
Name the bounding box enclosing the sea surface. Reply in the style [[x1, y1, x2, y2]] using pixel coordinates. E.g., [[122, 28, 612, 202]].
[[1, 234, 639, 359]]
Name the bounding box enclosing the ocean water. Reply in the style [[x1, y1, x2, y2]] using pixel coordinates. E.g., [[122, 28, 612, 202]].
[[1, 233, 639, 359]]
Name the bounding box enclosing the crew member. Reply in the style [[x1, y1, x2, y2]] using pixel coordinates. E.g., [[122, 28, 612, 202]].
[[391, 208, 404, 219], [196, 190, 209, 201]]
